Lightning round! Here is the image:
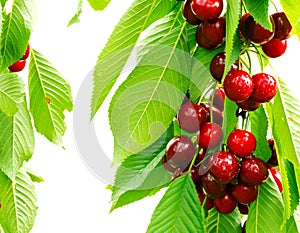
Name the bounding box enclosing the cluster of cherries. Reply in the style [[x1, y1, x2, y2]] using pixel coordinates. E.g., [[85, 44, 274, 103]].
[[8, 44, 30, 72]]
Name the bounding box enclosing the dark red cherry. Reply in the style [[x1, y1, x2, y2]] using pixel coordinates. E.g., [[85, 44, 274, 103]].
[[183, 0, 202, 25], [238, 203, 249, 215], [197, 122, 223, 149], [227, 129, 256, 158], [8, 60, 26, 72], [190, 166, 201, 185], [210, 86, 225, 111], [252, 73, 278, 103], [178, 102, 208, 133], [244, 15, 275, 44], [162, 155, 177, 173], [196, 26, 218, 50], [191, 0, 223, 22], [213, 192, 237, 214], [267, 139, 278, 167], [200, 102, 223, 125], [239, 13, 251, 38], [165, 135, 196, 169], [201, 17, 226, 45], [201, 172, 226, 198], [196, 149, 206, 164], [262, 39, 287, 58], [272, 12, 292, 40], [231, 183, 258, 204], [224, 70, 254, 102], [240, 157, 269, 186], [237, 96, 260, 111], [210, 151, 239, 184], [21, 44, 30, 60], [197, 186, 214, 210], [269, 168, 283, 192]]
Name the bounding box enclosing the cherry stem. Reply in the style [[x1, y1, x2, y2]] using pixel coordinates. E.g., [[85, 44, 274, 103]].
[[197, 81, 216, 105], [269, 0, 279, 12], [245, 50, 252, 74], [252, 44, 265, 73]]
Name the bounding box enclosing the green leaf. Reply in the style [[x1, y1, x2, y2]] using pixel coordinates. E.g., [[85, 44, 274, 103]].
[[206, 208, 242, 233], [91, 0, 178, 118], [244, 0, 271, 30], [87, 0, 111, 11], [247, 178, 284, 233], [67, 0, 83, 27], [0, 73, 25, 116], [23, 164, 44, 183], [280, 0, 300, 40], [250, 106, 271, 162], [223, 97, 238, 142], [109, 21, 190, 163], [1, 0, 7, 7], [285, 215, 299, 233], [294, 205, 300, 231], [0, 0, 35, 70], [0, 99, 34, 180], [28, 49, 73, 144], [270, 77, 300, 167], [147, 174, 205, 233], [0, 167, 38, 233]]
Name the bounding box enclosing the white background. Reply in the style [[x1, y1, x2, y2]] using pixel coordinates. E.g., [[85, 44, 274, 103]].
[[22, 0, 300, 232]]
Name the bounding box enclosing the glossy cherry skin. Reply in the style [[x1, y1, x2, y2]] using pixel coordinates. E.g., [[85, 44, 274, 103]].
[[238, 203, 249, 215], [162, 155, 177, 173], [210, 151, 239, 184], [197, 186, 214, 210], [237, 96, 260, 111], [240, 157, 269, 186], [231, 183, 258, 204], [183, 0, 202, 25], [197, 122, 223, 149], [239, 13, 251, 38], [165, 135, 196, 169], [262, 39, 287, 58], [191, 0, 223, 22], [270, 168, 283, 192], [21, 44, 30, 60], [272, 12, 292, 40], [196, 26, 218, 50], [224, 70, 254, 103], [8, 60, 26, 72], [267, 139, 278, 167], [244, 15, 275, 44], [210, 87, 225, 111], [178, 102, 208, 133], [252, 73, 278, 103], [213, 192, 237, 214], [190, 166, 202, 185], [227, 129, 256, 158], [200, 102, 223, 126], [201, 172, 227, 198], [201, 17, 226, 45]]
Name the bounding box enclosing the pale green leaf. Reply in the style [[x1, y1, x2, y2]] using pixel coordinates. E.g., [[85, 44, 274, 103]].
[[0, 99, 34, 180], [294, 205, 300, 231], [0, 167, 38, 233], [247, 178, 284, 233], [223, 97, 238, 142], [0, 73, 25, 116], [23, 164, 44, 183], [67, 0, 83, 27], [147, 174, 205, 233], [206, 208, 242, 233], [87, 0, 111, 11], [244, 0, 272, 30], [280, 0, 300, 40], [91, 0, 178, 118], [0, 0, 35, 70], [28, 49, 73, 144]]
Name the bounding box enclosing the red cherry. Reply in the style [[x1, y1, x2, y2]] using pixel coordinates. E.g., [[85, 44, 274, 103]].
[[162, 155, 177, 173], [213, 192, 237, 214], [238, 203, 249, 215], [227, 129, 256, 158], [201, 17, 226, 45], [239, 13, 251, 38], [224, 70, 254, 102], [231, 183, 258, 204], [190, 166, 201, 185], [252, 73, 278, 103], [191, 0, 223, 22], [21, 44, 30, 60], [270, 168, 283, 192], [201, 172, 227, 198], [240, 157, 269, 186], [196, 25, 218, 50], [210, 87, 225, 111], [237, 96, 261, 111], [8, 60, 26, 72], [200, 102, 223, 125], [244, 15, 275, 44], [197, 186, 214, 210], [210, 151, 239, 184], [262, 39, 287, 58], [165, 135, 196, 169], [197, 122, 223, 149], [183, 0, 202, 25], [267, 139, 278, 167], [272, 12, 292, 40]]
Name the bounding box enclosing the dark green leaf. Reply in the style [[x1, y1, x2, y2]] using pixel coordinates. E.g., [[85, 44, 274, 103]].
[[280, 0, 300, 40], [87, 0, 111, 11], [67, 0, 83, 27]]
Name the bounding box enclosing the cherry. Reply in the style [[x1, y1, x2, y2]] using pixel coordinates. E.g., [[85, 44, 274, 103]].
[[244, 15, 275, 44], [239, 13, 251, 38], [271, 12, 292, 40], [252, 73, 278, 103], [21, 44, 30, 60], [231, 183, 258, 204], [178, 102, 208, 133], [237, 96, 261, 111], [196, 149, 206, 163], [240, 157, 269, 186], [8, 60, 26, 72], [267, 139, 278, 167], [197, 186, 214, 210], [197, 122, 223, 149], [201, 172, 226, 198], [190, 0, 223, 22], [227, 129, 256, 158], [210, 151, 239, 184], [201, 17, 226, 45], [224, 70, 254, 102], [210, 86, 225, 111], [270, 168, 283, 192], [183, 0, 202, 25], [165, 135, 196, 169], [238, 203, 249, 215], [200, 102, 223, 125], [190, 166, 201, 185], [213, 192, 237, 214], [262, 39, 287, 58], [162, 155, 177, 173], [196, 26, 218, 50]]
